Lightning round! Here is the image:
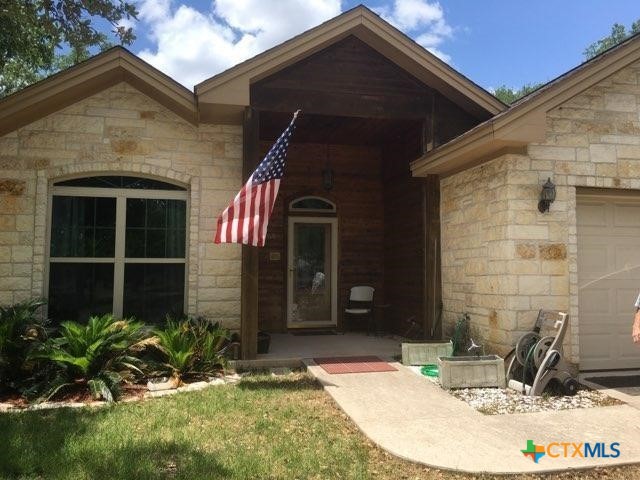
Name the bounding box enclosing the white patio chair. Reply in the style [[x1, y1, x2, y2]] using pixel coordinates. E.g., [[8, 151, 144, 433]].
[[344, 286, 375, 334]]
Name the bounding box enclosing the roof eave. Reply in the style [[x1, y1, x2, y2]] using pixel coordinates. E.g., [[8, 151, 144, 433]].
[[411, 32, 640, 177], [0, 48, 198, 137], [195, 6, 505, 119]]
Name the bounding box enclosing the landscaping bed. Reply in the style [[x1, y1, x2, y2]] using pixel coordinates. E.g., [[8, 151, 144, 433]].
[[0, 373, 243, 412], [0, 299, 237, 409], [408, 366, 623, 414], [1, 372, 639, 480]]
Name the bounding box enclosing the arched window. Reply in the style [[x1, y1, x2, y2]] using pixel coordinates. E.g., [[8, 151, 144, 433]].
[[47, 175, 187, 323], [289, 196, 336, 213]]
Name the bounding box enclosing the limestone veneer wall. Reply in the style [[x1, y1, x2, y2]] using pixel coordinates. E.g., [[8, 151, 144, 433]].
[[0, 82, 243, 329], [441, 59, 640, 363]]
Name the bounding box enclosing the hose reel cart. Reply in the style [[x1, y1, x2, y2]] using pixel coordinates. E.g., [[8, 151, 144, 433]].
[[506, 310, 579, 396]]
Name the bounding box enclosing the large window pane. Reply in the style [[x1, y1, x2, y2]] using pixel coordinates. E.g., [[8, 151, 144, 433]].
[[125, 199, 186, 258], [123, 264, 185, 323], [48, 263, 114, 322], [50, 196, 116, 257]]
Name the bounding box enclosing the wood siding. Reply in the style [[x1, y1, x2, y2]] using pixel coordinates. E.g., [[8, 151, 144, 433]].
[[433, 94, 478, 148], [251, 36, 434, 119], [258, 142, 384, 332], [382, 135, 427, 336]]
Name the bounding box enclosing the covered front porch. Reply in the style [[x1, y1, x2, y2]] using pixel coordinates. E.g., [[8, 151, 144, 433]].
[[257, 332, 402, 363], [254, 110, 438, 338], [236, 35, 493, 358]]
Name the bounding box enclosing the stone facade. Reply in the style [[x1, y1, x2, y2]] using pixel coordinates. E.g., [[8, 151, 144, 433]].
[[441, 59, 640, 363], [0, 82, 243, 329]]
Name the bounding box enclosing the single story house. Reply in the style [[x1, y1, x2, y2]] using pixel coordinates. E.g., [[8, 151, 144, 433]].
[[0, 6, 639, 369]]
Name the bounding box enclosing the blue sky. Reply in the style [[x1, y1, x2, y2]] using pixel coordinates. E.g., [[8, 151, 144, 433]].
[[124, 1, 639, 91]]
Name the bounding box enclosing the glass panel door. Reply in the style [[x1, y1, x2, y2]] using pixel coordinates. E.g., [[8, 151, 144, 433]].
[[287, 217, 337, 327]]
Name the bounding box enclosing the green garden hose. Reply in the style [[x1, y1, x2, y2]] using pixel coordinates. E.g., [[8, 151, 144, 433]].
[[421, 364, 439, 377], [522, 343, 537, 394]]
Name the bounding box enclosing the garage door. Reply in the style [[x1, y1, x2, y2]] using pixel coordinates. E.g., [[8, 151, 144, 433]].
[[577, 193, 640, 370]]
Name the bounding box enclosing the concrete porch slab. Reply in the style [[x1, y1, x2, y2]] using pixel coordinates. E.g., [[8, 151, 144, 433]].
[[229, 333, 401, 370], [307, 360, 640, 474], [259, 332, 401, 361]]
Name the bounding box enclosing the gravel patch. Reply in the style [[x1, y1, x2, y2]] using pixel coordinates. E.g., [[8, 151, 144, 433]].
[[450, 386, 623, 415], [407, 365, 623, 415]]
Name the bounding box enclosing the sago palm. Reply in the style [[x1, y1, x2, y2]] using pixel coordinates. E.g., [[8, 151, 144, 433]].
[[35, 314, 152, 402]]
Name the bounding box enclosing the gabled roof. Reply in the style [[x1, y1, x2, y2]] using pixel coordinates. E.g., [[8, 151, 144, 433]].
[[411, 32, 640, 177], [196, 5, 506, 121], [0, 47, 197, 137]]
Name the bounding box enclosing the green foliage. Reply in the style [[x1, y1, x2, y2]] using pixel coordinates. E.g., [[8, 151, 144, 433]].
[[451, 313, 471, 355], [34, 314, 150, 401], [0, 298, 50, 393], [494, 19, 640, 105], [493, 83, 544, 104], [0, 1, 137, 97], [584, 20, 640, 59], [153, 320, 196, 377], [153, 317, 231, 381]]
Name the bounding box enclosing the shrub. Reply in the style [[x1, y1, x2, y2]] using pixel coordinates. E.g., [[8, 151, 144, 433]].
[[34, 314, 152, 402], [450, 313, 484, 355], [450, 313, 468, 355], [153, 316, 230, 382], [0, 299, 50, 394]]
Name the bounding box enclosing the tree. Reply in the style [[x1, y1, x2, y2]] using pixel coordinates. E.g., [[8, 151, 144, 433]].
[[494, 18, 640, 104], [493, 83, 544, 105], [0, 1, 137, 97], [584, 20, 640, 59]]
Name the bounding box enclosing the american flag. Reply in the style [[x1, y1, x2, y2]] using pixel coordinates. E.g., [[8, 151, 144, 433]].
[[214, 111, 299, 246]]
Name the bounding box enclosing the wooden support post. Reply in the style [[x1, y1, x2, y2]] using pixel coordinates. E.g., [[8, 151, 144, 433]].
[[424, 174, 441, 339], [241, 107, 260, 359]]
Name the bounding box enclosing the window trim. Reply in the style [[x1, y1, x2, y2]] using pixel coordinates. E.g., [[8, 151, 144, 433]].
[[288, 196, 336, 213], [46, 182, 189, 320]]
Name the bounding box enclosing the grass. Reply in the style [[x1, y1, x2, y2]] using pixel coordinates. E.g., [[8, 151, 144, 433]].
[[1, 373, 638, 480]]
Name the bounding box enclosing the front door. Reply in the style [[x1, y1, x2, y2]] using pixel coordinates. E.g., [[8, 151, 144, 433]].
[[287, 217, 338, 328]]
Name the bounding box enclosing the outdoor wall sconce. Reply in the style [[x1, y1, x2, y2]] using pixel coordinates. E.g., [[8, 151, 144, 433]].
[[538, 177, 556, 213], [322, 168, 334, 191]]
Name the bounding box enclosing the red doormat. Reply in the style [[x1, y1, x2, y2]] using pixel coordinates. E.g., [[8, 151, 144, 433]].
[[313, 355, 397, 374]]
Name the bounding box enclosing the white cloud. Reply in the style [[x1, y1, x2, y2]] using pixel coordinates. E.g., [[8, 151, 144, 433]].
[[375, 0, 453, 62], [136, 0, 454, 89], [138, 0, 171, 22], [137, 0, 341, 88]]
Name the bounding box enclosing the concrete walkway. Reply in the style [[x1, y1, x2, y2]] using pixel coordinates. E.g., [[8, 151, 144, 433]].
[[307, 360, 640, 474]]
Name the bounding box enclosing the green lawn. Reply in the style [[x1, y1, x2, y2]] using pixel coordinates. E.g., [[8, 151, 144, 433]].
[[1, 373, 638, 480]]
